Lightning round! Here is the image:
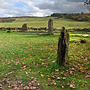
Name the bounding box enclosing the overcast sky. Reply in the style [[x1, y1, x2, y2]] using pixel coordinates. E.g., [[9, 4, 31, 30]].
[[0, 0, 89, 17]]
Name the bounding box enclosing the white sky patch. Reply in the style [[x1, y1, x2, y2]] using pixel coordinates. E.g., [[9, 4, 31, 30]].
[[50, 1, 55, 5], [32, 7, 52, 17]]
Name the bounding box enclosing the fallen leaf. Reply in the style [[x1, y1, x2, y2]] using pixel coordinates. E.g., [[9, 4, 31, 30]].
[[55, 69, 59, 72], [49, 81, 54, 85], [70, 84, 75, 89], [85, 75, 90, 78], [41, 74, 44, 78]]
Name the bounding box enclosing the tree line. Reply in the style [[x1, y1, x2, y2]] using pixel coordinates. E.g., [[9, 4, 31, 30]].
[[51, 13, 90, 21]]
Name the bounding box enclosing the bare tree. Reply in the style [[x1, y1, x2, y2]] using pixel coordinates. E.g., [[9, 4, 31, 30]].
[[84, 0, 90, 11]]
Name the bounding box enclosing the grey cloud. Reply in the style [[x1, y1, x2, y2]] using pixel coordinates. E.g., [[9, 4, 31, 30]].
[[0, 0, 89, 17], [67, 0, 85, 2], [37, 0, 88, 13]]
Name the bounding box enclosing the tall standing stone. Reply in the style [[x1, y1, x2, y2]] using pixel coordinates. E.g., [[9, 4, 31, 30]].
[[22, 24, 28, 32], [48, 19, 53, 35], [57, 27, 69, 66]]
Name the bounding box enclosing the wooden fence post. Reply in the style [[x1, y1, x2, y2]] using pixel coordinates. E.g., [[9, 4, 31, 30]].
[[48, 19, 53, 35], [57, 27, 69, 66]]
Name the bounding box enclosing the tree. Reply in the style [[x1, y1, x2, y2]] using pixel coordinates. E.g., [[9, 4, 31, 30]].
[[84, 0, 90, 11]]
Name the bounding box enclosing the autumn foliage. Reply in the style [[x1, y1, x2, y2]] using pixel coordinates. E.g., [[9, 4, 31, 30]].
[[51, 13, 90, 21]]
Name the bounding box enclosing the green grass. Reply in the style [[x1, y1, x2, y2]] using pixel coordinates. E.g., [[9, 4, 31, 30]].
[[0, 30, 90, 90], [0, 17, 90, 89], [0, 17, 90, 29]]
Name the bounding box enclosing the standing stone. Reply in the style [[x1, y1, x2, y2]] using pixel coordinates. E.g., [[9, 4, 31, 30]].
[[57, 27, 69, 66], [48, 19, 53, 35], [22, 24, 28, 32], [7, 28, 11, 33]]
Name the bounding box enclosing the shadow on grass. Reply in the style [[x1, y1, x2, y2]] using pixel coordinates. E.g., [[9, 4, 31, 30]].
[[71, 35, 90, 38], [17, 32, 59, 38], [71, 30, 90, 34], [70, 41, 77, 43]]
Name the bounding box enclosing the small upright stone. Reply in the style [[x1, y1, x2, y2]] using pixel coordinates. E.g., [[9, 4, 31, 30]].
[[48, 19, 53, 35], [22, 24, 28, 32], [7, 28, 11, 33], [79, 39, 86, 43], [57, 27, 69, 66]]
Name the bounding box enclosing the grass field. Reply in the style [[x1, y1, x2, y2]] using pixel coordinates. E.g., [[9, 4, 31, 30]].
[[0, 17, 90, 90], [0, 17, 90, 29]]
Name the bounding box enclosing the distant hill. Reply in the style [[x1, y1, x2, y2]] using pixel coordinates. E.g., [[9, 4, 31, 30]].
[[0, 18, 15, 23]]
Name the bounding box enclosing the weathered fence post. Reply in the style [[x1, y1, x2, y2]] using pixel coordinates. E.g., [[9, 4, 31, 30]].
[[22, 24, 28, 32], [57, 27, 69, 66], [48, 19, 53, 35]]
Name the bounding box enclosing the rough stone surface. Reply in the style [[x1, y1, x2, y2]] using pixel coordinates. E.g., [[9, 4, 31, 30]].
[[7, 28, 11, 33], [48, 19, 53, 35], [57, 27, 69, 66], [79, 39, 87, 43], [22, 24, 28, 31]]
